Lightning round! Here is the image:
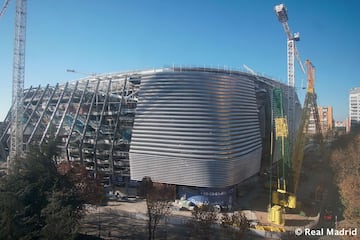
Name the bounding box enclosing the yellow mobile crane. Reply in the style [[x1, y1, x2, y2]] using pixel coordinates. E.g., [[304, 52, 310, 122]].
[[292, 60, 323, 194], [269, 59, 323, 225]]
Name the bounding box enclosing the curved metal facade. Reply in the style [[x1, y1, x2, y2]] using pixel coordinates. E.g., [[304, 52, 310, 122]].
[[129, 71, 263, 188], [0, 67, 302, 188]]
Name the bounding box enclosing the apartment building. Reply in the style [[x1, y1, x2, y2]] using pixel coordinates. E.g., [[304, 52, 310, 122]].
[[318, 106, 333, 135], [349, 87, 360, 129]]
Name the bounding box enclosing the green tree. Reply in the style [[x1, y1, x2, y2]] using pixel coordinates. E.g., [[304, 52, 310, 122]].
[[40, 190, 83, 240], [0, 143, 85, 240], [0, 190, 23, 239]]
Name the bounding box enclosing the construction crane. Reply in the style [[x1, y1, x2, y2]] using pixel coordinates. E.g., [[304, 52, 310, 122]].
[[268, 88, 295, 226], [268, 59, 323, 226], [292, 59, 323, 194], [272, 88, 291, 193], [274, 3, 305, 146], [0, 0, 11, 19], [9, 0, 27, 168]]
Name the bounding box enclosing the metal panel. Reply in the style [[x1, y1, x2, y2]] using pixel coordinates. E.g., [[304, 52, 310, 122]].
[[129, 71, 263, 188]]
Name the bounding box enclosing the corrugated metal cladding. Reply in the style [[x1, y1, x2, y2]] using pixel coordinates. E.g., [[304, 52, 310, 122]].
[[129, 71, 263, 188]]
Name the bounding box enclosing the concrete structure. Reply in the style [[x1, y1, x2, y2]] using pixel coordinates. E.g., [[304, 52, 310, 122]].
[[0, 67, 301, 193], [349, 87, 360, 130]]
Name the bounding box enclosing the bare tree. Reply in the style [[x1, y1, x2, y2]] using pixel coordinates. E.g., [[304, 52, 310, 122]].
[[57, 162, 104, 205], [190, 204, 218, 240], [221, 211, 249, 239], [140, 177, 175, 240], [329, 129, 360, 234]]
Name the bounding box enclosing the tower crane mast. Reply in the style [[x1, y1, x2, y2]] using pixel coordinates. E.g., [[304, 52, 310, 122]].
[[274, 4, 305, 145], [9, 0, 27, 167]]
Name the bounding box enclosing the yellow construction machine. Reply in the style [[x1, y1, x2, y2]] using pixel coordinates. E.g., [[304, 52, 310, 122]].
[[268, 59, 324, 225]]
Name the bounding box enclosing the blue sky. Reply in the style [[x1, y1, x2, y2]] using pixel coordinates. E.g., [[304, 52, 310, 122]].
[[0, 0, 359, 121]]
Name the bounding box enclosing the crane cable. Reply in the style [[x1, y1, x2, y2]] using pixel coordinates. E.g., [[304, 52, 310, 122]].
[[0, 0, 11, 19]]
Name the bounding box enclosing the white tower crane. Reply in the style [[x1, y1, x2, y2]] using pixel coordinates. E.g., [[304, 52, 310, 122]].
[[9, 0, 27, 167], [274, 3, 305, 145], [0, 0, 11, 19]]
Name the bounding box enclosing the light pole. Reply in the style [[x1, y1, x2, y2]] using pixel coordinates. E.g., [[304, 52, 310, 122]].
[[98, 205, 101, 238], [66, 69, 97, 76]]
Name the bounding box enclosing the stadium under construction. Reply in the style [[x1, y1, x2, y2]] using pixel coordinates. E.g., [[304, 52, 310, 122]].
[[0, 67, 302, 207]]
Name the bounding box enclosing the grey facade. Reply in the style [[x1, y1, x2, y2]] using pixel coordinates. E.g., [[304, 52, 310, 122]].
[[129, 70, 263, 188]]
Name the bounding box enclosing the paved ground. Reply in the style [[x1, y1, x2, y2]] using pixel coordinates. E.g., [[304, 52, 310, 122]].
[[79, 201, 266, 240], [79, 143, 341, 239], [80, 204, 150, 239], [79, 183, 321, 240]]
